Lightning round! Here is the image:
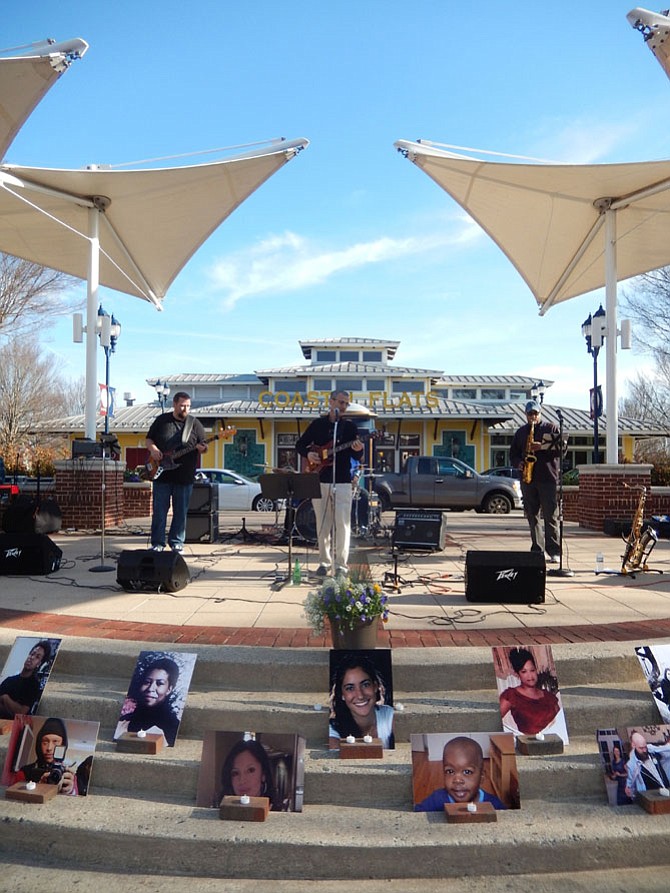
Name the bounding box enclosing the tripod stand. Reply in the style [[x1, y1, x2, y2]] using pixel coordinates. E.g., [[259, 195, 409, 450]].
[[259, 472, 321, 586]]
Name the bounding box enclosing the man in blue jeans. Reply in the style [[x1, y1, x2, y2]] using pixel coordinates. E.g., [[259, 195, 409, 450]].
[[146, 392, 208, 552]]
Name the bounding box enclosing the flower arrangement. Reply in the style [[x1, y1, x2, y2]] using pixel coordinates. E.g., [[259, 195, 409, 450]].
[[303, 570, 389, 636]]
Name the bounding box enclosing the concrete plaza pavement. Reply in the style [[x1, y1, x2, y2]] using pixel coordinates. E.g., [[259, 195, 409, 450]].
[[1, 508, 670, 647]]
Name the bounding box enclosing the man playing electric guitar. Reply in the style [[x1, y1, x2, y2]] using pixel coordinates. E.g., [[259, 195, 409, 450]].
[[296, 390, 363, 577], [146, 391, 208, 553]]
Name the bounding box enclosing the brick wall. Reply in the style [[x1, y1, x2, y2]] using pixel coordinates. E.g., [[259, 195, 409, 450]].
[[577, 465, 653, 531], [124, 482, 152, 518], [54, 459, 125, 530]]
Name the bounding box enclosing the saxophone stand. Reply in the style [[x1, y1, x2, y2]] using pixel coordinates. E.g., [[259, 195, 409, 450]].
[[619, 484, 663, 577], [547, 410, 574, 578]]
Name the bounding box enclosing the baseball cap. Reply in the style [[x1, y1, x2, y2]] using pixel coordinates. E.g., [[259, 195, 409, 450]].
[[525, 400, 541, 413]]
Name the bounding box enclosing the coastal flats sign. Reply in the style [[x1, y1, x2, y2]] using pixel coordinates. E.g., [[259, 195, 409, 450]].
[[258, 390, 440, 410]]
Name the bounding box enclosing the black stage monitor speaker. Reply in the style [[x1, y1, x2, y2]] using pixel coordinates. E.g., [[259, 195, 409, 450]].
[[393, 510, 447, 551], [0, 533, 63, 575], [185, 513, 219, 543], [188, 483, 219, 514], [117, 549, 190, 593], [465, 551, 545, 604], [72, 438, 104, 459], [2, 497, 62, 535]]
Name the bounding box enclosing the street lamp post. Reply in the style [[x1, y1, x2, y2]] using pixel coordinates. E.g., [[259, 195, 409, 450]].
[[153, 379, 170, 412], [97, 304, 121, 435], [531, 380, 546, 405], [581, 304, 606, 464]]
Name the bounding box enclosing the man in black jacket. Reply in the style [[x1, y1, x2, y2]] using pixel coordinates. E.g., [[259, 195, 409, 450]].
[[296, 390, 363, 577]]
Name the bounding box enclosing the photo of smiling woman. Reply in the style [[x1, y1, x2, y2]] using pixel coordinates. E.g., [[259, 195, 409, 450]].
[[328, 650, 395, 749], [114, 651, 197, 747]]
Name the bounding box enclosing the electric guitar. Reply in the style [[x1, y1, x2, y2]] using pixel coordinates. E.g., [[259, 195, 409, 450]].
[[142, 426, 236, 481], [305, 431, 378, 473]]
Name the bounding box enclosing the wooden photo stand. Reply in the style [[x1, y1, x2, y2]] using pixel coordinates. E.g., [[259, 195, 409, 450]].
[[516, 734, 564, 756], [115, 732, 164, 754], [339, 737, 383, 759], [444, 801, 497, 823], [638, 789, 670, 815], [5, 782, 59, 804], [219, 795, 270, 822]]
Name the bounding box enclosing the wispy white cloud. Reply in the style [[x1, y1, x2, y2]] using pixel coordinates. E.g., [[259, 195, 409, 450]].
[[208, 218, 481, 309], [527, 114, 645, 164]]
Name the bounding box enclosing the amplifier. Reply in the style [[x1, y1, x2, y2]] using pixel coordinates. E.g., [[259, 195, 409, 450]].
[[392, 510, 447, 551], [465, 551, 545, 604], [185, 513, 219, 543], [71, 439, 104, 459], [2, 497, 62, 535], [0, 534, 62, 575], [188, 483, 219, 514], [117, 549, 190, 593]]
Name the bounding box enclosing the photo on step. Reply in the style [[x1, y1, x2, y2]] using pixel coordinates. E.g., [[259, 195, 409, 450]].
[[618, 722, 670, 802], [328, 649, 394, 749], [0, 636, 62, 719], [596, 727, 635, 806], [196, 730, 306, 811], [634, 644, 670, 724], [411, 732, 520, 811], [491, 644, 569, 743], [2, 714, 99, 796], [113, 650, 197, 747]]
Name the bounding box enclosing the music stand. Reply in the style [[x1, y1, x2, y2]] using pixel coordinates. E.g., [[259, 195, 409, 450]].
[[260, 473, 321, 585]]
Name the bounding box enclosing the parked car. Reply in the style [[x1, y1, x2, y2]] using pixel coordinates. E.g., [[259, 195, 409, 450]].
[[482, 466, 522, 481], [194, 468, 278, 511]]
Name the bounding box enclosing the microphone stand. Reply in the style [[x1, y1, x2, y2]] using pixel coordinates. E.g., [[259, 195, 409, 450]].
[[330, 410, 339, 576], [547, 408, 574, 578]]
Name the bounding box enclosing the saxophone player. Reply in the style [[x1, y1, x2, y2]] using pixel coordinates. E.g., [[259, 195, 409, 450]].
[[510, 400, 562, 562]]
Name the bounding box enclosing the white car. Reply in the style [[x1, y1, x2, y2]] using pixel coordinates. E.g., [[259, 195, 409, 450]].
[[194, 468, 278, 511]]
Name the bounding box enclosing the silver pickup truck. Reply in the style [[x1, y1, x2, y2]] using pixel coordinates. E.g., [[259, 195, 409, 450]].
[[372, 456, 522, 514]]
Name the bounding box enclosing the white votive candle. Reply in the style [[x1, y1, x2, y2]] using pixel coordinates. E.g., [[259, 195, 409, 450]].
[[363, 734, 373, 743], [467, 802, 477, 813], [535, 732, 545, 741], [313, 703, 323, 712], [660, 787, 670, 797], [396, 703, 405, 712], [346, 735, 356, 744], [25, 781, 36, 791], [136, 729, 146, 739], [240, 795, 250, 805]]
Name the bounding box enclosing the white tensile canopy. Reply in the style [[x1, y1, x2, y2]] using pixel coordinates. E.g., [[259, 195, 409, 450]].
[[627, 7, 670, 80], [394, 139, 670, 462], [0, 38, 88, 160]]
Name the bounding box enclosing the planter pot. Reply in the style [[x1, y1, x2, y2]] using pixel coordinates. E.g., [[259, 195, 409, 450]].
[[329, 617, 379, 650]]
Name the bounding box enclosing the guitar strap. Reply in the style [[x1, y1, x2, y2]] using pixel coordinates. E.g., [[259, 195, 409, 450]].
[[182, 415, 194, 444]]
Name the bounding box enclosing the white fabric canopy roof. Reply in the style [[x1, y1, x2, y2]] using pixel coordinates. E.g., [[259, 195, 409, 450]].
[[0, 139, 308, 307], [395, 139, 670, 462], [0, 40, 88, 161], [394, 139, 670, 313]]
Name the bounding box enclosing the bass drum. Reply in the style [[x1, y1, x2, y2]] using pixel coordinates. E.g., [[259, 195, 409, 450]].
[[294, 499, 317, 544]]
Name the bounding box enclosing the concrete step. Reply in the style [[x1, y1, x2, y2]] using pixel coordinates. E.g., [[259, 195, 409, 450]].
[[0, 796, 668, 881]]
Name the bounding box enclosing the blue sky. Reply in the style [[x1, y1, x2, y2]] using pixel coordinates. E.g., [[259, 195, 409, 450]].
[[4, 1, 668, 410]]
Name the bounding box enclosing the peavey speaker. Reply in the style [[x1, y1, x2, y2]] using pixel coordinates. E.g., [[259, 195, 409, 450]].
[[465, 551, 545, 604], [117, 549, 190, 593], [0, 533, 62, 575], [185, 513, 219, 543], [2, 497, 62, 535], [392, 510, 447, 551], [188, 483, 219, 514]]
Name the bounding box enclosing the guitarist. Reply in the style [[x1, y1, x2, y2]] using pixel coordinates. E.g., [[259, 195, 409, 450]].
[[146, 392, 208, 553], [295, 390, 363, 577]]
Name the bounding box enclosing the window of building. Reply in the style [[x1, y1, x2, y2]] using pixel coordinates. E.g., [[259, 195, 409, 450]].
[[481, 388, 506, 401], [453, 388, 477, 399], [340, 350, 359, 362], [392, 381, 424, 393], [362, 350, 383, 362], [313, 379, 332, 391], [365, 379, 385, 391], [510, 390, 526, 401], [335, 379, 362, 392], [316, 350, 337, 362], [273, 380, 306, 393], [399, 434, 420, 447]]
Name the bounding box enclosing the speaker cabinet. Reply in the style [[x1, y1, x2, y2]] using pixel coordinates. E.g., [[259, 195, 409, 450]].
[[465, 551, 545, 604], [0, 534, 62, 575], [117, 549, 190, 593], [392, 510, 447, 551], [188, 483, 219, 514], [1, 497, 62, 535], [185, 513, 219, 543]]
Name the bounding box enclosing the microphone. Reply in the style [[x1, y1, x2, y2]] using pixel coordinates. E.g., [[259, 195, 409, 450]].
[[334, 408, 339, 419]]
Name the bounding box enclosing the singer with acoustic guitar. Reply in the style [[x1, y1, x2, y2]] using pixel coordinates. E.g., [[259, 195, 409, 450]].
[[145, 392, 208, 553], [295, 390, 363, 578]]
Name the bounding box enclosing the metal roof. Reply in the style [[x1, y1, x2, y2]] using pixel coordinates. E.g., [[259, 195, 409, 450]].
[[145, 373, 260, 386], [299, 338, 400, 360], [255, 361, 444, 382], [435, 374, 556, 388]]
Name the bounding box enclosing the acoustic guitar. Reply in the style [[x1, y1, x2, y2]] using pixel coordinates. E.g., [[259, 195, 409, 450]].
[[142, 426, 236, 481]]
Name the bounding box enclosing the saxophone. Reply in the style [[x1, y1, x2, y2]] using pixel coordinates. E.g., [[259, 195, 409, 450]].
[[521, 420, 536, 484], [621, 484, 658, 574]]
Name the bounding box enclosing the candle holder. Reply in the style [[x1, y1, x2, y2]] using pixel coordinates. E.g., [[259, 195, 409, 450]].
[[5, 781, 59, 803], [219, 795, 270, 822], [339, 736, 383, 759], [516, 733, 563, 756], [444, 801, 497, 823], [116, 731, 164, 754], [638, 789, 670, 815]]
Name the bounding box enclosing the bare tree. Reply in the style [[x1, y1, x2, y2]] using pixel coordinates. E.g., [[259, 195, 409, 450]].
[[0, 253, 80, 338], [622, 268, 670, 371]]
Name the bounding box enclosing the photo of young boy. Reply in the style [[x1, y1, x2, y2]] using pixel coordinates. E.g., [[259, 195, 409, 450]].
[[411, 732, 519, 811]]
